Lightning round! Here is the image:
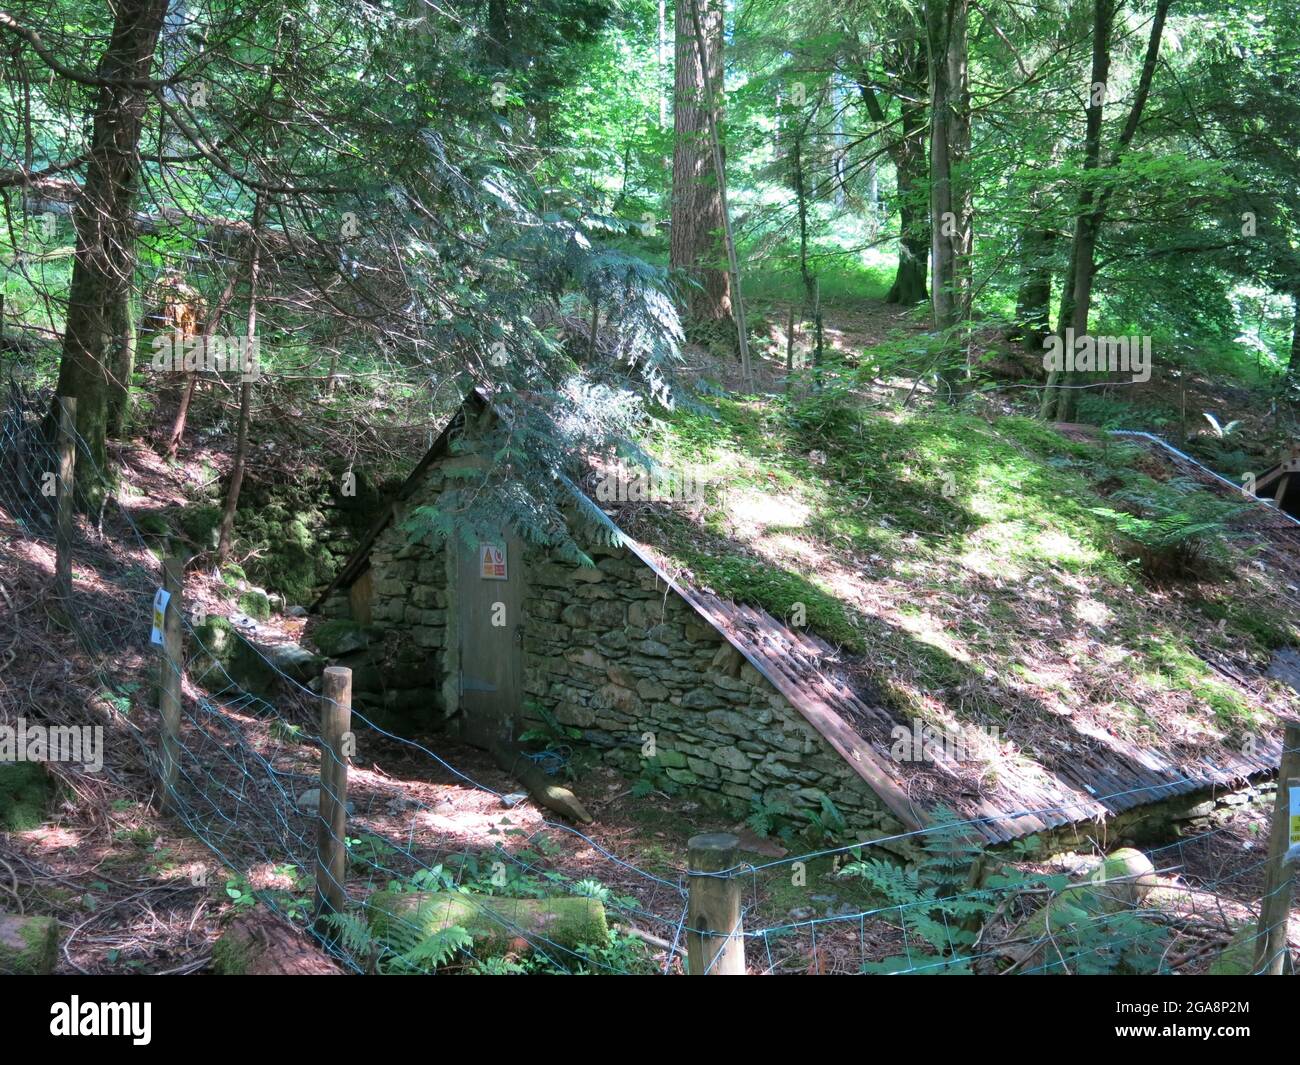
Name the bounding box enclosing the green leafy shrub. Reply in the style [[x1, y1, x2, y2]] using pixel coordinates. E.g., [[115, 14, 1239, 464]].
[[1090, 475, 1252, 579], [839, 812, 1172, 975], [838, 813, 986, 974]]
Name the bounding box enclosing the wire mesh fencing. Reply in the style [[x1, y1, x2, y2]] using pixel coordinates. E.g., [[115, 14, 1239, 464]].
[[1, 381, 1295, 975]]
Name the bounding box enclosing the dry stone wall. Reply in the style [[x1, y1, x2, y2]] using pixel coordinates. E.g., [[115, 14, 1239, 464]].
[[319, 459, 901, 838], [319, 468, 449, 727], [520, 538, 902, 837]]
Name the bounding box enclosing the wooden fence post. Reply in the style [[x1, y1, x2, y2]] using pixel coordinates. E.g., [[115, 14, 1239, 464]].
[[315, 666, 352, 931], [686, 831, 745, 974], [158, 553, 184, 812], [1253, 719, 1300, 974], [54, 396, 76, 606]]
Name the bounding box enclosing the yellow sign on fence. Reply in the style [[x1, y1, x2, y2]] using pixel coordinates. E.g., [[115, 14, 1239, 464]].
[[1289, 782, 1299, 859], [150, 588, 170, 646]]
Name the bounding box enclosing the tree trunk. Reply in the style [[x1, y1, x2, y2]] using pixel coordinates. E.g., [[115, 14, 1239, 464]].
[[927, 0, 971, 329], [166, 261, 243, 459], [1041, 0, 1171, 420], [1043, 0, 1114, 423], [216, 196, 265, 562], [792, 121, 816, 347], [1013, 222, 1055, 353], [213, 913, 343, 975], [1289, 290, 1300, 377], [670, 0, 732, 325], [105, 288, 136, 438], [657, 0, 668, 130], [887, 95, 930, 305], [926, 0, 972, 401], [51, 0, 169, 503], [860, 39, 929, 306]]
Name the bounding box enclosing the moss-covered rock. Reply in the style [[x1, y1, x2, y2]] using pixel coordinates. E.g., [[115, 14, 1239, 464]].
[[0, 762, 53, 831], [0, 913, 59, 974], [176, 503, 222, 549], [190, 616, 277, 696], [311, 620, 373, 657], [238, 589, 271, 620], [136, 511, 171, 536], [221, 464, 383, 607], [229, 637, 279, 697], [1021, 848, 1156, 937], [1209, 923, 1258, 975], [211, 926, 250, 975], [191, 615, 238, 686], [265, 642, 324, 684]]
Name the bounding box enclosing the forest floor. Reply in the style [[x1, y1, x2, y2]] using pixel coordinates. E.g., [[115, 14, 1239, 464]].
[[1, 296, 1297, 974]]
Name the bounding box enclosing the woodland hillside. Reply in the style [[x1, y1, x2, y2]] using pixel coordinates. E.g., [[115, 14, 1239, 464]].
[[0, 0, 1298, 993]]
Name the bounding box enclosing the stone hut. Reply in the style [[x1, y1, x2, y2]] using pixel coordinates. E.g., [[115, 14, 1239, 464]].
[[313, 392, 1282, 851]]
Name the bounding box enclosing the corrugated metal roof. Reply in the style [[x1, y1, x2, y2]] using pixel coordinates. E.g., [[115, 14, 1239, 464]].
[[621, 538, 1283, 844]]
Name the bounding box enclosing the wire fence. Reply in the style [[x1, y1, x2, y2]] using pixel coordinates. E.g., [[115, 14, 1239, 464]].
[[2, 380, 1295, 975]]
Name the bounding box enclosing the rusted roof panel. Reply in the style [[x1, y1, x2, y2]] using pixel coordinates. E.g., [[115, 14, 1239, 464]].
[[621, 537, 1282, 845]]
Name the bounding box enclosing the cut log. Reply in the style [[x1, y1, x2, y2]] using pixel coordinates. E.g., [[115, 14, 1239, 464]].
[[212, 912, 343, 975], [367, 890, 608, 959], [1003, 848, 1159, 971], [0, 913, 59, 974], [490, 742, 593, 823]]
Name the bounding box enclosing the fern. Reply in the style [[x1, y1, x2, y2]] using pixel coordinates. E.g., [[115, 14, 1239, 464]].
[[323, 898, 472, 974], [802, 795, 848, 845], [1091, 475, 1252, 578], [388, 926, 475, 974], [745, 798, 792, 839], [839, 810, 1171, 975], [838, 808, 987, 974]]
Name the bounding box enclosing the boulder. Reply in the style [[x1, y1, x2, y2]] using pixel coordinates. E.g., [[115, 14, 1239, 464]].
[[265, 642, 325, 684], [311, 620, 372, 657], [0, 762, 53, 831], [296, 788, 354, 816]]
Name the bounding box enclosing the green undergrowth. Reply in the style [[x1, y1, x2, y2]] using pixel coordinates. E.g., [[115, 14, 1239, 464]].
[[171, 465, 387, 606], [0, 762, 54, 831]]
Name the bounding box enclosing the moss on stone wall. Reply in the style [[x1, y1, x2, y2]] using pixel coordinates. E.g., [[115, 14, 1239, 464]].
[[175, 464, 386, 607]]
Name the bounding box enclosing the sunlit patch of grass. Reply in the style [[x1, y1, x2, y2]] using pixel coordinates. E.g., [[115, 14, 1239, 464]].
[[1137, 634, 1266, 731]]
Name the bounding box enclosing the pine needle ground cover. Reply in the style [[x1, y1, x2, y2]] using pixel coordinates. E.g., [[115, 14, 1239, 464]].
[[617, 391, 1298, 775]]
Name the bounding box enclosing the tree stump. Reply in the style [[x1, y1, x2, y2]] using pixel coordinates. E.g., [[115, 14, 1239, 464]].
[[0, 913, 59, 974], [213, 912, 343, 975]]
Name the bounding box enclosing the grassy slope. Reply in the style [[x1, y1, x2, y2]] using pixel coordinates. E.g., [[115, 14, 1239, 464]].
[[619, 389, 1299, 766]]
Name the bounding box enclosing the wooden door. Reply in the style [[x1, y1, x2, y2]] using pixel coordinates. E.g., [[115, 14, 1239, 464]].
[[456, 532, 524, 749]]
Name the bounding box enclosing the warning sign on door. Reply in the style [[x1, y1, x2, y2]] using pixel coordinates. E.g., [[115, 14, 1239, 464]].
[[479, 541, 507, 580]]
